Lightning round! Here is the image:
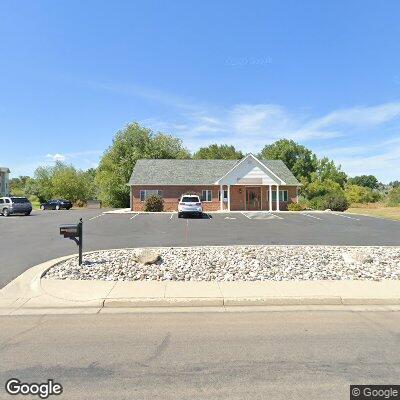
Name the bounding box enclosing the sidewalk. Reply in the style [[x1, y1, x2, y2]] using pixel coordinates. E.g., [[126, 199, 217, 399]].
[[1, 255, 400, 315]]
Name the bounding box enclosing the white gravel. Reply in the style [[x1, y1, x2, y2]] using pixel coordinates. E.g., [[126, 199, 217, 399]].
[[43, 245, 400, 282]]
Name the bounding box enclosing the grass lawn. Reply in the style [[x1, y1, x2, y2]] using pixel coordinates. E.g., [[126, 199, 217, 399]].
[[347, 203, 400, 221]]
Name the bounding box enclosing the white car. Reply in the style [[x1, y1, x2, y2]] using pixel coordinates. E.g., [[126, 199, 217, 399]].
[[178, 194, 203, 218]]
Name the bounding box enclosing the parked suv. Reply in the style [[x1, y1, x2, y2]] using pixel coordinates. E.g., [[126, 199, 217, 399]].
[[178, 194, 203, 218], [40, 199, 73, 210], [0, 196, 32, 216]]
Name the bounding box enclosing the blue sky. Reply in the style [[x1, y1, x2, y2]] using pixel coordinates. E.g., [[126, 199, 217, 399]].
[[1, 0, 400, 182]]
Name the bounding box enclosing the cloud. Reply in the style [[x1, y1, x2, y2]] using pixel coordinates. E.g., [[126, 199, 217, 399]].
[[90, 80, 400, 181], [46, 153, 66, 162]]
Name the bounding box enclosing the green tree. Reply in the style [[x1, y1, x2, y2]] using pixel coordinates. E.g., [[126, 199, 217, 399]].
[[259, 139, 317, 181], [344, 184, 380, 204], [9, 176, 32, 196], [386, 187, 400, 206], [29, 162, 95, 203], [311, 157, 347, 187], [348, 175, 379, 189], [51, 162, 89, 203], [95, 122, 190, 207], [193, 144, 244, 160], [30, 166, 54, 202], [301, 179, 343, 200]]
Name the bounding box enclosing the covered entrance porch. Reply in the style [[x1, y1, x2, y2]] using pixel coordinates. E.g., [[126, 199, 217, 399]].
[[219, 184, 284, 211]]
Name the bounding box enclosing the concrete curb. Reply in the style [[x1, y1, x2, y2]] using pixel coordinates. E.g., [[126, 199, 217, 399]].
[[1, 250, 400, 315]]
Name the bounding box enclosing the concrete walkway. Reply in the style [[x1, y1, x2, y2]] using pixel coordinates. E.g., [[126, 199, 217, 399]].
[[1, 254, 400, 315]]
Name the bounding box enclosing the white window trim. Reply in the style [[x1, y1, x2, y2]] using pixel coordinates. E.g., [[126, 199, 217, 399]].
[[202, 189, 212, 202], [271, 190, 288, 202], [218, 189, 228, 202], [139, 189, 163, 202]]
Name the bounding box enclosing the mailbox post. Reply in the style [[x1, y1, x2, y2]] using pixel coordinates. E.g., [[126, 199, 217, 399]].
[[59, 218, 83, 265]]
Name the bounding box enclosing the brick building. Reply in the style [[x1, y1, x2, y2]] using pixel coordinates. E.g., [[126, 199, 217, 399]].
[[129, 154, 300, 212]]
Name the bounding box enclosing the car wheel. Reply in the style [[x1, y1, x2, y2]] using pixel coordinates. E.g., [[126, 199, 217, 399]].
[[198, 212, 203, 218], [40, 205, 45, 210], [3, 208, 9, 217], [178, 212, 182, 218], [25, 211, 31, 216], [55, 205, 60, 210]]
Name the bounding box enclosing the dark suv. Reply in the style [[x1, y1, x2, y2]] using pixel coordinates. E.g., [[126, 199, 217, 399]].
[[40, 199, 72, 210], [0, 197, 32, 216]]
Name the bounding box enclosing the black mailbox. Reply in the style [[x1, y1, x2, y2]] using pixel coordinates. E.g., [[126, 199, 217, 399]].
[[60, 224, 80, 238], [59, 219, 83, 265]]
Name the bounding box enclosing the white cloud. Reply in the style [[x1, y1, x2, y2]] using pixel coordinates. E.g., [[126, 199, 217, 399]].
[[46, 153, 66, 162]]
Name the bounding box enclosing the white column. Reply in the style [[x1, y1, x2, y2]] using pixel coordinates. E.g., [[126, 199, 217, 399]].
[[130, 186, 133, 210], [227, 185, 231, 211], [276, 184, 280, 211], [269, 184, 272, 212], [296, 186, 299, 203], [220, 184, 223, 211]]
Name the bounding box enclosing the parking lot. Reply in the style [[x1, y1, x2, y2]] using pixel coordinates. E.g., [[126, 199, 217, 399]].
[[1, 209, 400, 287]]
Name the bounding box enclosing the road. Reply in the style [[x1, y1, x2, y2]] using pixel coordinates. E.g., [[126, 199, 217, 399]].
[[0, 310, 399, 399], [1, 209, 400, 288]]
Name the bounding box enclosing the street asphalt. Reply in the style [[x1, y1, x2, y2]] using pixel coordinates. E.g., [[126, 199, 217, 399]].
[[1, 310, 399, 400], [1, 208, 400, 288]]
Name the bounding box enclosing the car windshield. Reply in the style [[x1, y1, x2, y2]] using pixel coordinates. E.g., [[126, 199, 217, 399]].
[[11, 197, 29, 203], [182, 196, 200, 202]]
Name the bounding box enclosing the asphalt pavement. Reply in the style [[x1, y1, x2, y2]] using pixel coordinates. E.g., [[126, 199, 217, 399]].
[[1, 209, 400, 288], [1, 310, 399, 400]]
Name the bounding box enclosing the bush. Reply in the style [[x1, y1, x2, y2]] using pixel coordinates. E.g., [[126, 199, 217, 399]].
[[301, 179, 342, 200], [323, 193, 349, 211], [74, 199, 86, 208], [144, 194, 164, 212], [345, 184, 380, 204], [287, 202, 306, 211], [385, 187, 400, 207], [308, 196, 326, 210], [308, 193, 349, 211]]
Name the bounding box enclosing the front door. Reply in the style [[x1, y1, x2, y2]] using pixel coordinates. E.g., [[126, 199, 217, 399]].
[[246, 187, 261, 210]]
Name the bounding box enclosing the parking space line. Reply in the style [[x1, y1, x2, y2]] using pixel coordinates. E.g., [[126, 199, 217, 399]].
[[270, 213, 284, 220], [130, 213, 139, 220], [301, 213, 322, 221], [170, 213, 174, 220], [241, 211, 251, 219], [89, 213, 104, 221], [331, 212, 360, 221]]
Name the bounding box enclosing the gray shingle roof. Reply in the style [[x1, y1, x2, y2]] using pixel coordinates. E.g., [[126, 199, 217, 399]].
[[129, 158, 300, 186]]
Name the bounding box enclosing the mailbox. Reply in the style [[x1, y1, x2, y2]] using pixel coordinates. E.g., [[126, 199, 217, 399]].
[[60, 224, 80, 238], [59, 219, 83, 265]]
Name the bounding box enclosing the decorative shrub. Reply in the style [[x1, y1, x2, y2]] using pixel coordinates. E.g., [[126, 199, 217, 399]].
[[323, 193, 349, 211], [287, 202, 305, 211], [144, 194, 164, 212]]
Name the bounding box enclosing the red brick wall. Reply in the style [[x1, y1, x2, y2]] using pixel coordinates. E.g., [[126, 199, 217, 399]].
[[131, 185, 297, 211], [131, 185, 227, 211]]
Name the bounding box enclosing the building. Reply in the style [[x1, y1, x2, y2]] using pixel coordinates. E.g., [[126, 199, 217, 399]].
[[0, 167, 10, 197], [129, 154, 300, 212]]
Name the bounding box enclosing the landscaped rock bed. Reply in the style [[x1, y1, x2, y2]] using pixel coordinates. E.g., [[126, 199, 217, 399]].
[[43, 245, 400, 281]]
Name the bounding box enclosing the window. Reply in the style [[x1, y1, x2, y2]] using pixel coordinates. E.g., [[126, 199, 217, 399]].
[[218, 190, 228, 202], [139, 189, 162, 201], [181, 196, 200, 203], [5, 198, 10, 203], [271, 190, 288, 202], [0, 199, 3, 204], [202, 190, 212, 202]]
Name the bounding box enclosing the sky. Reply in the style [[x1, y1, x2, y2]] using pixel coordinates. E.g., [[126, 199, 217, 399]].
[[1, 0, 400, 182]]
